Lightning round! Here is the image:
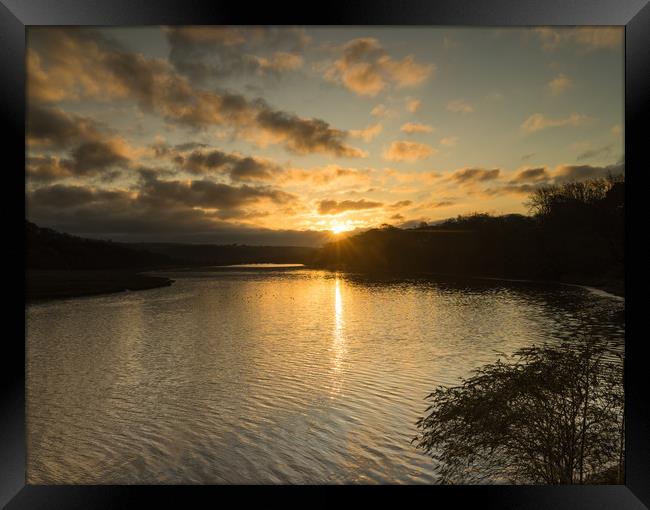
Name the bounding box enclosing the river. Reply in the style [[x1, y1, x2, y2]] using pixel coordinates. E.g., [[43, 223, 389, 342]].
[[26, 267, 624, 484]]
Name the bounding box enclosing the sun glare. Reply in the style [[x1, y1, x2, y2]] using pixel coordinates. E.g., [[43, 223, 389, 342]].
[[331, 224, 348, 234]]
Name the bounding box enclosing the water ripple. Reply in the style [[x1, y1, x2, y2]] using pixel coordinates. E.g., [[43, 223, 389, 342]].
[[26, 269, 624, 484]]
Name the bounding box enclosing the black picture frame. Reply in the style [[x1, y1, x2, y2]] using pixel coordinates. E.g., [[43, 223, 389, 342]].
[[2, 0, 647, 507]]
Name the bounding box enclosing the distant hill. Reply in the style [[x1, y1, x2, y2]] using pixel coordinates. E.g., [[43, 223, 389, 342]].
[[26, 221, 180, 270], [128, 242, 317, 266], [26, 221, 318, 270]]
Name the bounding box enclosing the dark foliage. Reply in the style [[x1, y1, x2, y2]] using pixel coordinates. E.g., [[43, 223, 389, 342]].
[[413, 339, 624, 485]]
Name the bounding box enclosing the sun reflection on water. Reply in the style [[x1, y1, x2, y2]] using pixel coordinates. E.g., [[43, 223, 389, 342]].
[[331, 274, 346, 396]]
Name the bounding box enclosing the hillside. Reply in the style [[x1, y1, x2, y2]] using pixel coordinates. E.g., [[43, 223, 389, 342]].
[[26, 221, 180, 270]]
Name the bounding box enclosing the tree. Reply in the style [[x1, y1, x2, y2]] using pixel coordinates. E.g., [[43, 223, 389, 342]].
[[413, 339, 624, 484]]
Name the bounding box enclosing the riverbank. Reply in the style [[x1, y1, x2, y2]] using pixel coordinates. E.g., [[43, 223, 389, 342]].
[[26, 270, 174, 303], [307, 263, 625, 299]]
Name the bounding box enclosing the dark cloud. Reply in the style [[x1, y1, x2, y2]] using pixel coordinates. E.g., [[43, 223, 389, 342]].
[[510, 167, 550, 183], [61, 141, 130, 175], [449, 167, 501, 184], [26, 139, 129, 183], [317, 199, 383, 215], [27, 105, 103, 148], [388, 200, 413, 209], [255, 109, 365, 157], [28, 184, 130, 208], [179, 149, 280, 181], [164, 26, 308, 82], [137, 171, 296, 210], [27, 186, 327, 247], [27, 173, 310, 244], [26, 156, 69, 182], [576, 144, 614, 161], [483, 183, 545, 196], [483, 163, 624, 196], [554, 163, 624, 184], [28, 28, 363, 158]]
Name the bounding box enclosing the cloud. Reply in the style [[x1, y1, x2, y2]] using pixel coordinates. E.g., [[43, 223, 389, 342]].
[[137, 170, 296, 211], [28, 182, 329, 246], [26, 156, 71, 182], [406, 99, 421, 113], [430, 201, 455, 208], [520, 112, 591, 133], [164, 26, 309, 81], [534, 27, 623, 51], [400, 122, 434, 134], [317, 198, 384, 215], [27, 138, 132, 182], [370, 104, 400, 119], [482, 162, 623, 196], [27, 28, 364, 159], [449, 167, 500, 184], [446, 99, 474, 114], [253, 52, 304, 74], [176, 148, 281, 181], [383, 141, 436, 162], [439, 136, 459, 147], [63, 140, 130, 175], [253, 108, 366, 157], [324, 37, 433, 96], [510, 167, 550, 183], [576, 144, 614, 161], [349, 123, 383, 142], [27, 105, 103, 148], [553, 162, 623, 184], [388, 200, 413, 209], [379, 168, 440, 186], [29, 184, 131, 208], [548, 73, 573, 95], [278, 165, 371, 187]]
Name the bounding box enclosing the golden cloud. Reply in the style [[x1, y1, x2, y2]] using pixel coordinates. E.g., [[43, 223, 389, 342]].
[[317, 198, 383, 215], [400, 122, 434, 134], [350, 123, 383, 142], [520, 112, 591, 133], [383, 141, 436, 162], [324, 37, 434, 97], [548, 73, 573, 95], [406, 99, 421, 113]]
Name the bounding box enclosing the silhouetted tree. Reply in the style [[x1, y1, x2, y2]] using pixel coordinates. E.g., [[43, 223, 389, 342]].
[[413, 340, 624, 484]]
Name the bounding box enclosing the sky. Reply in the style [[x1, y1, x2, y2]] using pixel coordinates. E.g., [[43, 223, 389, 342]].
[[26, 26, 624, 246]]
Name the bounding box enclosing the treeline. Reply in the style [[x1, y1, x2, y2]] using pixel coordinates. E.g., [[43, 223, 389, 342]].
[[312, 176, 624, 288]]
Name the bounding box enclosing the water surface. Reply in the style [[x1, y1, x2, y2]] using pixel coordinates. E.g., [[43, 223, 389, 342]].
[[26, 269, 624, 484]]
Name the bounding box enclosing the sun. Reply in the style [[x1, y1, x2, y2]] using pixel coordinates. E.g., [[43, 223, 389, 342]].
[[329, 221, 354, 235], [330, 224, 348, 234]]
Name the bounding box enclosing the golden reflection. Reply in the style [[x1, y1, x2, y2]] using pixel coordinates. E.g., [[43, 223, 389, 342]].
[[331, 274, 346, 396]]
